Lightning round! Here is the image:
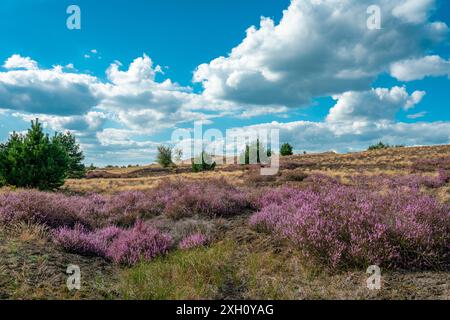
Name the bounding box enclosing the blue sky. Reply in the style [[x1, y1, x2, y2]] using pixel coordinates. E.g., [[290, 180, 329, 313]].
[[0, 0, 449, 166]]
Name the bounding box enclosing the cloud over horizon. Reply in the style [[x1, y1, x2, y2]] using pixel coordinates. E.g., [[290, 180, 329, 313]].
[[0, 0, 449, 165], [193, 0, 447, 107]]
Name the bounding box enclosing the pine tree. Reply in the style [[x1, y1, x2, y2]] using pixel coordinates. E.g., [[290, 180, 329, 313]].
[[280, 143, 294, 156], [53, 132, 86, 178], [0, 119, 69, 190], [240, 139, 271, 165]]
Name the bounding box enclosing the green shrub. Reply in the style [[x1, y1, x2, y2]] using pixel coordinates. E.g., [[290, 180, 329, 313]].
[[368, 142, 404, 151], [368, 142, 389, 150], [53, 132, 86, 178], [156, 145, 173, 168], [192, 152, 216, 172], [0, 119, 69, 190], [240, 139, 271, 165], [280, 143, 293, 156]]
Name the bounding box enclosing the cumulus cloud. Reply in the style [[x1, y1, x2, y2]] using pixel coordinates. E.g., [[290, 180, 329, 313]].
[[17, 111, 106, 132], [65, 63, 76, 70], [175, 117, 450, 159], [106, 54, 163, 85], [1, 0, 449, 165], [0, 62, 100, 115], [221, 86, 437, 153], [238, 118, 450, 154], [326, 87, 425, 123], [243, 116, 450, 152], [176, 85, 442, 157], [96, 128, 157, 147], [392, 0, 435, 24], [3, 54, 38, 70], [194, 0, 446, 107], [97, 54, 239, 130], [0, 53, 232, 130], [390, 55, 450, 81], [0, 53, 242, 164]]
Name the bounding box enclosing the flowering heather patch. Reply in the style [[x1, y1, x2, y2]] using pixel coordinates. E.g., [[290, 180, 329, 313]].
[[0, 190, 91, 228], [349, 171, 450, 190], [411, 157, 450, 172], [179, 233, 209, 250], [107, 220, 173, 265], [251, 186, 300, 210], [153, 178, 253, 219], [102, 190, 161, 226], [53, 224, 122, 257], [0, 179, 252, 229], [0, 189, 152, 229], [250, 184, 450, 270], [54, 221, 172, 265]]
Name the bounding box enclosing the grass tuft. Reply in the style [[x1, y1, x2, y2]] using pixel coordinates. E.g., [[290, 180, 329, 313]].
[[118, 241, 236, 300]]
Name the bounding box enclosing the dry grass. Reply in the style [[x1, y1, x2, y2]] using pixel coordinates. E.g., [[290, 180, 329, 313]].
[[64, 170, 244, 194], [65, 145, 450, 194], [0, 222, 118, 299], [118, 241, 237, 300], [2, 222, 49, 245], [2, 144, 449, 300]]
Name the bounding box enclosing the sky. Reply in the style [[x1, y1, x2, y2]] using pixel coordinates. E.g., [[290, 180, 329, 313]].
[[0, 0, 449, 166]]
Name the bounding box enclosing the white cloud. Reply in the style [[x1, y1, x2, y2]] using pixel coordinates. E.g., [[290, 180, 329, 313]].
[[194, 0, 447, 107], [175, 86, 442, 157], [0, 54, 232, 129], [239, 119, 450, 154], [97, 54, 240, 130], [390, 55, 450, 81], [407, 111, 427, 119], [237, 106, 289, 119], [392, 0, 435, 24], [105, 54, 163, 85], [14, 111, 107, 133], [0, 53, 244, 164], [0, 0, 449, 165], [0, 61, 100, 115], [326, 87, 425, 123], [3, 54, 38, 70], [96, 128, 156, 147]]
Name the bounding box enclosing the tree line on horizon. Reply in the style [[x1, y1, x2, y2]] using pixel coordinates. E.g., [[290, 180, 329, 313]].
[[0, 118, 409, 191], [156, 140, 295, 171]]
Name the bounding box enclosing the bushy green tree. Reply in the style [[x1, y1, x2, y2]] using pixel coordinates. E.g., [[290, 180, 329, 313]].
[[0, 119, 69, 190], [240, 139, 271, 165], [156, 145, 173, 168], [368, 141, 389, 150], [367, 142, 404, 151], [53, 132, 86, 178], [192, 151, 216, 172], [280, 143, 294, 156]]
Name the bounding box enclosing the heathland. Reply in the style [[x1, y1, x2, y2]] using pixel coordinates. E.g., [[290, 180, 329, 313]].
[[1, 145, 449, 299]]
